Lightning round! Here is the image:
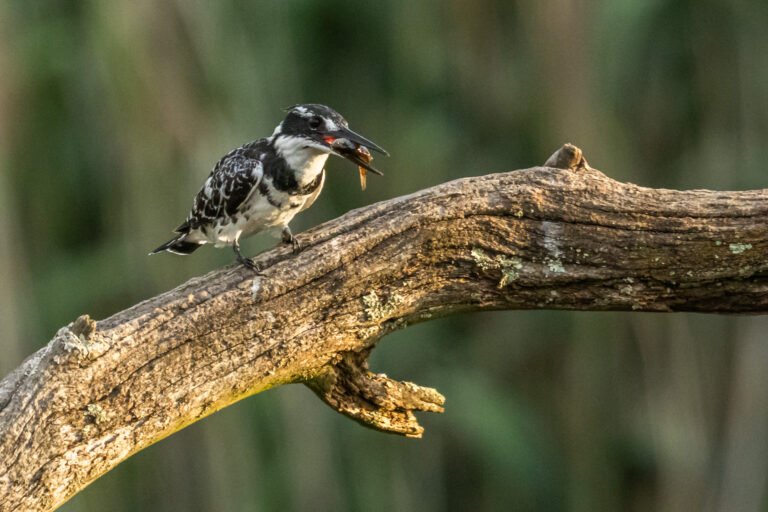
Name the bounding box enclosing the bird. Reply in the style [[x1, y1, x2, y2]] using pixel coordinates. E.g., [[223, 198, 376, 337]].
[[150, 104, 388, 271]]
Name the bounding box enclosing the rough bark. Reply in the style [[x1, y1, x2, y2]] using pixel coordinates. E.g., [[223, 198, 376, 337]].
[[1, 145, 767, 512]]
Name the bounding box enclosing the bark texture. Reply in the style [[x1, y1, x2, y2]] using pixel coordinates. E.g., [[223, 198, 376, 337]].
[[1, 145, 767, 512]]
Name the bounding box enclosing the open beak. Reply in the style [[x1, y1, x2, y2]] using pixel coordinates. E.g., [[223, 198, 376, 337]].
[[324, 126, 388, 176]]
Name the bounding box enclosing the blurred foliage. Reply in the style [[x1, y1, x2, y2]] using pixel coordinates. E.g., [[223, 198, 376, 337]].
[[1, 1, 767, 511]]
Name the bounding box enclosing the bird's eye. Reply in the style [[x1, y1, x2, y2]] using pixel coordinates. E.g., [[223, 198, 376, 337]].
[[308, 117, 323, 130]]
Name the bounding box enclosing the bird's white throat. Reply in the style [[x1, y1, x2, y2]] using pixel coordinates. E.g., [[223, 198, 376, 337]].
[[274, 135, 329, 187]]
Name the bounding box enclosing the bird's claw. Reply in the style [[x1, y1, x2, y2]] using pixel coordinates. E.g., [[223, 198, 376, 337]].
[[233, 243, 265, 274], [281, 229, 303, 253], [237, 256, 265, 275]]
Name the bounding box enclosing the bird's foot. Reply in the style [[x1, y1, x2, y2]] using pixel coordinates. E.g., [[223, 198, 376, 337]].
[[281, 228, 303, 253], [233, 241, 265, 275], [236, 254, 265, 274]]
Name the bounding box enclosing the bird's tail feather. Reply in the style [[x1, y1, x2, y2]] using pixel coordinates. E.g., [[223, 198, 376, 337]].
[[150, 235, 201, 256]]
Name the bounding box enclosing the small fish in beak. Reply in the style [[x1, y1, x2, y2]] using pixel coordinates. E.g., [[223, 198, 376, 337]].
[[331, 138, 377, 191]]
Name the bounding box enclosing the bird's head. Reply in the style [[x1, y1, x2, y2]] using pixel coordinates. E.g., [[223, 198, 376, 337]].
[[275, 104, 388, 176]]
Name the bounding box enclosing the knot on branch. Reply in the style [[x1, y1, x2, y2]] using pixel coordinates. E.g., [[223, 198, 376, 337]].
[[52, 314, 109, 364], [71, 314, 97, 338], [543, 143, 592, 171], [306, 351, 445, 438]]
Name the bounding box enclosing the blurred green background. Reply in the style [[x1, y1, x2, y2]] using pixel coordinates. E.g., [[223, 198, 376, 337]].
[[1, 1, 767, 511]]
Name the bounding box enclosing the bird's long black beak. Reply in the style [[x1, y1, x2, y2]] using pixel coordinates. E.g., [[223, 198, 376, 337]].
[[330, 126, 389, 156]]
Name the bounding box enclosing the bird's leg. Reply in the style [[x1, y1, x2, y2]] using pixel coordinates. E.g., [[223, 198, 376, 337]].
[[232, 239, 263, 274], [281, 226, 302, 253]]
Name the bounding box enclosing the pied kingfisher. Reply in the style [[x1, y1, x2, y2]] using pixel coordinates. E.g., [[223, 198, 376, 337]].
[[151, 104, 388, 270]]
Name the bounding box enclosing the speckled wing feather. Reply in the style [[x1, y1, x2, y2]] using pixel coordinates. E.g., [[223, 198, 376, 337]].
[[178, 143, 265, 233]]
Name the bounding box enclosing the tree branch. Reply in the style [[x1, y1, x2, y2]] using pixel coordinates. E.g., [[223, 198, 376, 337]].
[[1, 145, 766, 511]]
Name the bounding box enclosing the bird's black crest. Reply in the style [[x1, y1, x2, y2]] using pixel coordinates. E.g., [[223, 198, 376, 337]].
[[280, 104, 348, 135]]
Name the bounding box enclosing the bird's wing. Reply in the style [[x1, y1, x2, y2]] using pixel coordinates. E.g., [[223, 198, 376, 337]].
[[184, 147, 264, 230]]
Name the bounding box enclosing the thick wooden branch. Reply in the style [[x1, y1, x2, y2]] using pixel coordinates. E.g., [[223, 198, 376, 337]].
[[1, 145, 767, 511]]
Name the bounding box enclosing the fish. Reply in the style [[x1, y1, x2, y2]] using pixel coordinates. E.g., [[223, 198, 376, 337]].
[[331, 138, 381, 191]]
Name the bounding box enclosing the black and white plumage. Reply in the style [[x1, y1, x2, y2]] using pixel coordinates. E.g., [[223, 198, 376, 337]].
[[150, 104, 388, 270]]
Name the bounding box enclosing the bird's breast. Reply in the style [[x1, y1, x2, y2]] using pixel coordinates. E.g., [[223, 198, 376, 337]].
[[236, 179, 316, 234]]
